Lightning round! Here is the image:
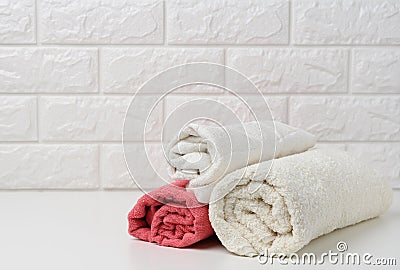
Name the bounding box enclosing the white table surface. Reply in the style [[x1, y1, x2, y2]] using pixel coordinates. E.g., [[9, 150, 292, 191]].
[[0, 190, 399, 270]]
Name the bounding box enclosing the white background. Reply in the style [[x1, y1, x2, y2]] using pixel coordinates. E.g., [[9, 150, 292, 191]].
[[0, 0, 399, 190]]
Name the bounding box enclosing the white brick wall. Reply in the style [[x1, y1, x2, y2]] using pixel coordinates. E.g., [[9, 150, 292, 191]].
[[100, 48, 224, 93], [226, 48, 348, 93], [0, 48, 98, 93], [290, 97, 400, 141], [39, 96, 131, 141], [0, 97, 37, 141], [0, 144, 98, 189], [293, 0, 400, 44], [0, 0, 399, 190], [39, 0, 164, 44], [167, 0, 289, 44], [0, 0, 36, 44]]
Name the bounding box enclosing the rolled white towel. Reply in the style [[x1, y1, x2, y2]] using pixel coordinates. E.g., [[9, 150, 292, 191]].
[[209, 149, 393, 257], [166, 121, 316, 203]]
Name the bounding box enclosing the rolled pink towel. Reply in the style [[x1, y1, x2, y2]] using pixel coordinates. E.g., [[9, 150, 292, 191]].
[[128, 180, 214, 247]]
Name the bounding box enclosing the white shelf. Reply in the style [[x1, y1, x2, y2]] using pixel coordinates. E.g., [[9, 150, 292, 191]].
[[0, 190, 399, 270]]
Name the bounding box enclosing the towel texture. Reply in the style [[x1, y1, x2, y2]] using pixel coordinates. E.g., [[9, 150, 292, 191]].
[[209, 149, 393, 257], [128, 180, 214, 247], [167, 121, 316, 203]]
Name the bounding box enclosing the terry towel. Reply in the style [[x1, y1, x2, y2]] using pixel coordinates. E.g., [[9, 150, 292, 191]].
[[209, 149, 393, 257], [128, 180, 214, 248], [167, 121, 316, 203]]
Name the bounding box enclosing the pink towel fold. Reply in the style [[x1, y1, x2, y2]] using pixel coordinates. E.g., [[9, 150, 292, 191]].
[[128, 180, 214, 247]]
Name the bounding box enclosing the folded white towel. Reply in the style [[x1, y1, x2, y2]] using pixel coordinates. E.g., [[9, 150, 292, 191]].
[[166, 121, 316, 203], [209, 149, 393, 257]]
